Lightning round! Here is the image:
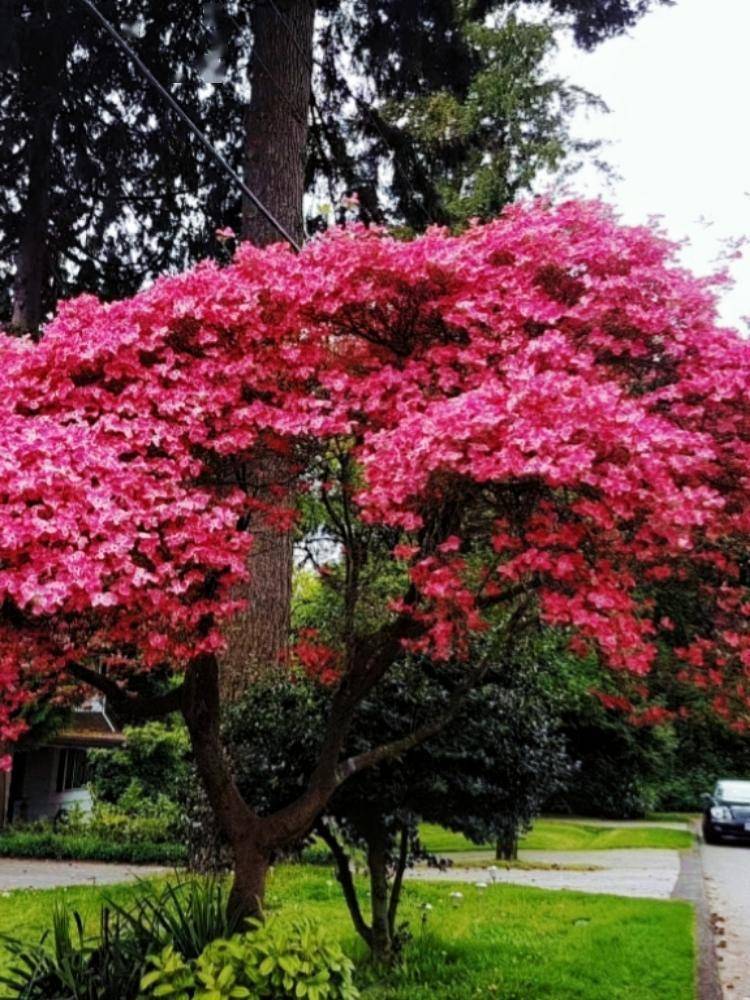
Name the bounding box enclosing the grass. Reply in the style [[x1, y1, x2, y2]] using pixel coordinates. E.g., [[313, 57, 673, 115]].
[[646, 812, 700, 824], [0, 866, 694, 999], [420, 819, 694, 854]]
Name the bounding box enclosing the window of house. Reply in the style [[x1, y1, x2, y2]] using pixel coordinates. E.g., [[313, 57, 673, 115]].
[[55, 749, 88, 793]]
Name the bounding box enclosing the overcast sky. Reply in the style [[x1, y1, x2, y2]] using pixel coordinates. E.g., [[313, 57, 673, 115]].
[[549, 0, 750, 330]]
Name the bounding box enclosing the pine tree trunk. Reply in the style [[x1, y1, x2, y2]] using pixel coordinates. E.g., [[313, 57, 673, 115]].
[[219, 0, 314, 700], [242, 0, 312, 248], [10, 5, 60, 336]]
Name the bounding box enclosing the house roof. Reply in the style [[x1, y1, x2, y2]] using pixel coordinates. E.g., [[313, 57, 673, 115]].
[[51, 709, 126, 749]]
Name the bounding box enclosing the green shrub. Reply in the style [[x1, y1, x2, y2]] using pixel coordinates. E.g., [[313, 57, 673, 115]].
[[89, 719, 190, 809], [0, 878, 235, 999], [141, 918, 359, 1000]]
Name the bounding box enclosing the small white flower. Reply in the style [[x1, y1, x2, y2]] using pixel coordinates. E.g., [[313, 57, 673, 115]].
[[421, 902, 433, 911], [474, 881, 489, 889], [449, 891, 464, 900]]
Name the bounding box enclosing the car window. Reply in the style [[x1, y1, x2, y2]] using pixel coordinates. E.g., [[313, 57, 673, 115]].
[[716, 781, 750, 803]]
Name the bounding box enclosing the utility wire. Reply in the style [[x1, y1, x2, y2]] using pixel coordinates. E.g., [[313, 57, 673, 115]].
[[74, 0, 302, 252]]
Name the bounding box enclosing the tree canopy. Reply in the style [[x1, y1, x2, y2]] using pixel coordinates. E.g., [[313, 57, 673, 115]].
[[1, 197, 746, 913], [2, 195, 749, 744]]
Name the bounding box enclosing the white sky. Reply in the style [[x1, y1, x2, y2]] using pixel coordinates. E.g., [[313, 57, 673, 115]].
[[550, 0, 750, 331]]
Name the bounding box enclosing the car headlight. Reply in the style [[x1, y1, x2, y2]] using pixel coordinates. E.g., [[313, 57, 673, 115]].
[[710, 806, 733, 822]]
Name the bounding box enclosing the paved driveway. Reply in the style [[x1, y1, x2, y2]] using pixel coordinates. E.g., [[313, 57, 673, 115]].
[[702, 840, 750, 999], [0, 858, 169, 892], [409, 847, 682, 899]]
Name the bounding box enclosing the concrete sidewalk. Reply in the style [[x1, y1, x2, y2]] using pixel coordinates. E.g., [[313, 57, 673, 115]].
[[409, 847, 682, 899], [0, 858, 170, 892]]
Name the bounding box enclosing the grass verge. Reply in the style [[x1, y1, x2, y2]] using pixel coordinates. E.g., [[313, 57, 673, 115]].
[[420, 819, 694, 854], [0, 866, 694, 999]]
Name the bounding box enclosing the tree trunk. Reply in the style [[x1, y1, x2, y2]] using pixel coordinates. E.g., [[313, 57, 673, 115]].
[[242, 0, 313, 249], [367, 824, 394, 966], [318, 820, 373, 949], [228, 839, 271, 923], [495, 819, 519, 861], [219, 0, 315, 700], [10, 4, 60, 336]]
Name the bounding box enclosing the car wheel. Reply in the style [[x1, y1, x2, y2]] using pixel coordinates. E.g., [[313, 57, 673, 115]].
[[703, 823, 722, 845]]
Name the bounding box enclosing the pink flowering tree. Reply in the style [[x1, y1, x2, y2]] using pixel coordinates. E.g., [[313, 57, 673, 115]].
[[2, 199, 750, 917]]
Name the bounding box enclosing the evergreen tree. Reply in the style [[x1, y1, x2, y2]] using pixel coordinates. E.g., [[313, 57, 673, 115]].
[[0, 0, 667, 328]]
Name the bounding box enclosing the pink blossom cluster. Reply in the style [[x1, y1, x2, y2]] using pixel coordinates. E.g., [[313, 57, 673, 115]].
[[2, 198, 750, 752]]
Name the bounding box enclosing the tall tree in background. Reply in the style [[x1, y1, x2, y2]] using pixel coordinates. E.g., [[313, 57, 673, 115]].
[[1, 0, 668, 327], [220, 0, 315, 698], [312, 0, 665, 228]]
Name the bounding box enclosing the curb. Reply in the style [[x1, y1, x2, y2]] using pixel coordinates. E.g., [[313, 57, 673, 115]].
[[672, 829, 722, 1000]]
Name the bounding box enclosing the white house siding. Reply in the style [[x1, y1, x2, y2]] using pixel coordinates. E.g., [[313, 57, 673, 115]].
[[11, 748, 92, 822]]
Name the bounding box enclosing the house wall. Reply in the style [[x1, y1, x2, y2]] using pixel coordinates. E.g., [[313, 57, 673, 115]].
[[10, 748, 92, 823]]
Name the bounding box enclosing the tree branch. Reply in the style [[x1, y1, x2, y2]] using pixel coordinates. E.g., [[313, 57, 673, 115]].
[[335, 598, 531, 785], [65, 662, 183, 721], [388, 821, 409, 935], [317, 819, 372, 947], [182, 652, 259, 844]]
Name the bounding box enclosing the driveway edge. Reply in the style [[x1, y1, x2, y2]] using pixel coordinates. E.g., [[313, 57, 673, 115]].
[[672, 837, 722, 1000]]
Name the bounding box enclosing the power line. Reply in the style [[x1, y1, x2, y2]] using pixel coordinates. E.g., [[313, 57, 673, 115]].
[[74, 0, 301, 252]]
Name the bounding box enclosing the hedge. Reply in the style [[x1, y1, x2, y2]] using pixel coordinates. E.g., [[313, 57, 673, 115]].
[[0, 831, 186, 865]]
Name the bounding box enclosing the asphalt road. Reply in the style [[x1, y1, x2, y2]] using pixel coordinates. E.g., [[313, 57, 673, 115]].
[[702, 839, 750, 999]]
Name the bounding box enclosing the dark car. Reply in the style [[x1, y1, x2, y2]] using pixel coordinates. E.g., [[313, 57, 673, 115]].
[[702, 779, 750, 844]]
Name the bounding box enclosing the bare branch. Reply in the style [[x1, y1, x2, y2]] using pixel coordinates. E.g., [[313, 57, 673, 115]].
[[65, 662, 183, 720]]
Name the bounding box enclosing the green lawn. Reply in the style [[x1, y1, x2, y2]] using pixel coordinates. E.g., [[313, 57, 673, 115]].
[[420, 819, 694, 854], [0, 866, 695, 999], [646, 812, 701, 824]]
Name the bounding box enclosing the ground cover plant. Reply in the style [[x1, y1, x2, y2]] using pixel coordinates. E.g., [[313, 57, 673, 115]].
[[3, 200, 750, 923], [420, 820, 694, 854], [0, 868, 694, 1000]]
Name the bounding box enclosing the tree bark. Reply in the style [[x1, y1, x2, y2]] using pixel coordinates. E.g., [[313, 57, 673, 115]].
[[228, 839, 271, 923], [495, 819, 519, 861], [10, 4, 62, 336], [242, 0, 313, 248], [367, 822, 394, 966], [220, 0, 315, 700]]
